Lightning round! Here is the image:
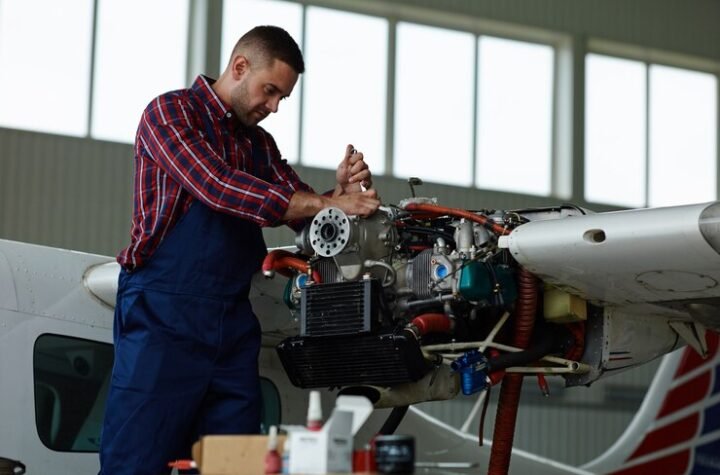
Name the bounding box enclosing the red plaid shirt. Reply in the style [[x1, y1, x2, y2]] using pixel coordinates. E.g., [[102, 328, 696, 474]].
[[118, 75, 313, 270]]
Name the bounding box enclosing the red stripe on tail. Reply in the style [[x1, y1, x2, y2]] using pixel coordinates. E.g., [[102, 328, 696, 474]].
[[628, 413, 699, 460], [657, 371, 711, 418], [611, 450, 690, 475]]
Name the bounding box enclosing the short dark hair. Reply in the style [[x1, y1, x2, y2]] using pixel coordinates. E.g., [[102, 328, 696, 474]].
[[231, 25, 305, 74]]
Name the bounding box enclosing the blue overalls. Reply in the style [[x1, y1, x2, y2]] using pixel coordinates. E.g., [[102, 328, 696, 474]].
[[99, 200, 267, 475]]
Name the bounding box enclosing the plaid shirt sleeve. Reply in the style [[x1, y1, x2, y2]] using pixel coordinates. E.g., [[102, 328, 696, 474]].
[[137, 95, 296, 227], [253, 128, 319, 231]]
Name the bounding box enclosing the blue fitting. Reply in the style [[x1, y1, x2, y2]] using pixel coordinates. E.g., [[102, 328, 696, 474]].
[[296, 273, 309, 288], [451, 350, 489, 396]]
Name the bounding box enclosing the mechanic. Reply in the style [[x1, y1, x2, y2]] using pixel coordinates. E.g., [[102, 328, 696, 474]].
[[99, 25, 380, 475]]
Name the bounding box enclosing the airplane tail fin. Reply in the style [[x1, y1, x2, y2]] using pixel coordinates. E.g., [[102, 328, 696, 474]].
[[582, 330, 720, 475]]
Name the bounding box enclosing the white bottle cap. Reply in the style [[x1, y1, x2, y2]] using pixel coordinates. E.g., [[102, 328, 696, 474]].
[[307, 390, 322, 426], [267, 425, 278, 450]]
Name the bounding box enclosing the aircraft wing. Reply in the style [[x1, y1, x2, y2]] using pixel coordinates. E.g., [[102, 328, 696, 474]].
[[504, 202, 720, 322]]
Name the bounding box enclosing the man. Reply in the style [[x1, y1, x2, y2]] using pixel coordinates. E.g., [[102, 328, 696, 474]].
[[99, 26, 379, 475]]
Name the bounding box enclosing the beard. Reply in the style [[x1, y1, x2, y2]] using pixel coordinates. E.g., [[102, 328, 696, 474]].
[[230, 80, 267, 127]]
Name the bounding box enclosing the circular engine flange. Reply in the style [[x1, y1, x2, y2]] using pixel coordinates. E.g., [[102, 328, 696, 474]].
[[309, 207, 351, 257]]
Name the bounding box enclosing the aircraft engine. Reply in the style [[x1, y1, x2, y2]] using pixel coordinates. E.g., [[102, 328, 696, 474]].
[[269, 197, 720, 408], [273, 199, 590, 407]]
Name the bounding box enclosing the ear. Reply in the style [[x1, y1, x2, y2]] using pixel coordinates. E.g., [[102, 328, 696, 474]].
[[231, 55, 250, 80]]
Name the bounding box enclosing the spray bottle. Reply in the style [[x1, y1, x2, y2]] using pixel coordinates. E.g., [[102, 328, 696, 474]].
[[306, 390, 323, 431], [264, 425, 282, 474]]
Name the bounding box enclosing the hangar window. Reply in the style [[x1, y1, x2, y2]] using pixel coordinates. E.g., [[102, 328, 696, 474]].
[[584, 54, 647, 207], [475, 37, 555, 195], [222, 0, 304, 163], [90, 0, 190, 144], [585, 53, 718, 207], [647, 65, 717, 207], [0, 0, 94, 136], [301, 7, 388, 174], [393, 23, 475, 186]]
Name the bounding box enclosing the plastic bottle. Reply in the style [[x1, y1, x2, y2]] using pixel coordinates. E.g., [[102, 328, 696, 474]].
[[306, 390, 323, 431], [264, 425, 282, 474], [281, 442, 291, 474]]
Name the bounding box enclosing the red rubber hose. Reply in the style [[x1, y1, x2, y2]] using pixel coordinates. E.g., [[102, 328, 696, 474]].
[[488, 268, 539, 475], [403, 203, 510, 236], [410, 313, 452, 336], [261, 249, 322, 283]]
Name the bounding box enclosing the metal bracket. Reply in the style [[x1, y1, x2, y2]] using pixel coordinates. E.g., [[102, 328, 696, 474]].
[[669, 320, 708, 358]]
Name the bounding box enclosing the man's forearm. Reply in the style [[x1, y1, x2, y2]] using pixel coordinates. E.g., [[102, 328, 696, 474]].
[[282, 189, 381, 222], [282, 191, 330, 221]]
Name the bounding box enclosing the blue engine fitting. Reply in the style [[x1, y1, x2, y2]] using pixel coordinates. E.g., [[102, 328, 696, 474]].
[[451, 349, 490, 396]]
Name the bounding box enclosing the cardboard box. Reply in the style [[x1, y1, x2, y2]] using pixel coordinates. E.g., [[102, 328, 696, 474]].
[[191, 434, 285, 475], [286, 395, 373, 475]]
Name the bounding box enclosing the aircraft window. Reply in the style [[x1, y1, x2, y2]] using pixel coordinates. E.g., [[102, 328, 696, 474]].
[[33, 333, 282, 450], [33, 334, 113, 452], [33, 334, 282, 449]]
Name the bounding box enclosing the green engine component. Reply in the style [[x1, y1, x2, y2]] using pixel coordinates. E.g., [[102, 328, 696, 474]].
[[494, 264, 518, 304], [458, 261, 493, 300], [458, 262, 517, 304], [283, 277, 296, 309]]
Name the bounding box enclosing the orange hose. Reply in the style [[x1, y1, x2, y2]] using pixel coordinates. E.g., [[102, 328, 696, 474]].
[[262, 249, 297, 274], [277, 256, 322, 283], [262, 249, 322, 283], [403, 203, 510, 236]]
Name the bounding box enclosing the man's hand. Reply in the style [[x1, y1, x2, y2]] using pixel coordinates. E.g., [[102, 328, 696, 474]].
[[328, 189, 380, 217], [334, 144, 372, 196]]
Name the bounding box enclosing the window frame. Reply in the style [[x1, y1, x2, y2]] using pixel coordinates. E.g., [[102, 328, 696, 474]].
[[584, 39, 720, 207]]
